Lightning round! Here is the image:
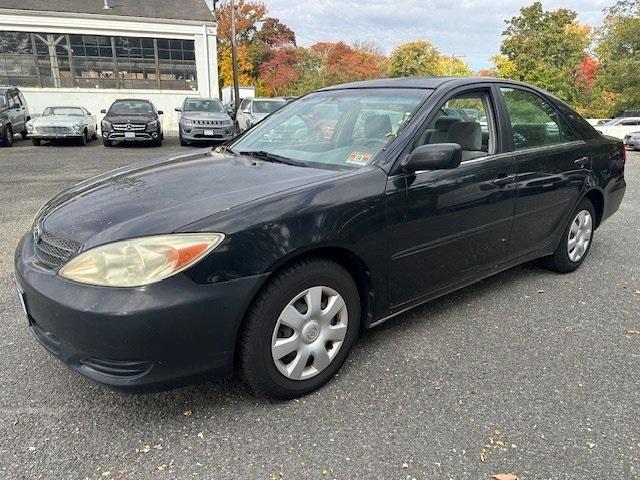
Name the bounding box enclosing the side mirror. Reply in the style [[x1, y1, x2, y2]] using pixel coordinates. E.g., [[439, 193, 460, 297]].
[[403, 144, 462, 173], [157, 110, 164, 115], [175, 107, 182, 112], [100, 109, 106, 114]]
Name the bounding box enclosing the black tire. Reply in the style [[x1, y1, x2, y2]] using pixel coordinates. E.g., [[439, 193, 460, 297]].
[[92, 130, 98, 140], [21, 130, 28, 139], [1, 125, 13, 147], [102, 139, 112, 147], [78, 131, 88, 146], [239, 259, 361, 399], [545, 198, 596, 273], [179, 134, 188, 146], [31, 138, 41, 146]]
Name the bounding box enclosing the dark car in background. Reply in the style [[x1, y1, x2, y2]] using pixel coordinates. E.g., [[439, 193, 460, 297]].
[[176, 97, 234, 146], [1, 86, 29, 147], [100, 99, 163, 147], [15, 77, 626, 399]]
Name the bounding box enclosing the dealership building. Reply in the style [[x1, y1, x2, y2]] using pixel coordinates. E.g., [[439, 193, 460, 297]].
[[0, 0, 218, 133]]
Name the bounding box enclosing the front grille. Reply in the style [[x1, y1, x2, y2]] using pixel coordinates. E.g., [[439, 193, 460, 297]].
[[37, 126, 73, 134], [192, 120, 229, 126], [34, 228, 81, 268], [113, 123, 147, 131]]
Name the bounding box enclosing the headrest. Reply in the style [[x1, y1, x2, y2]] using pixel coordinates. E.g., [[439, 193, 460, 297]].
[[434, 117, 461, 132], [364, 115, 392, 138], [447, 122, 482, 151], [513, 123, 547, 147]]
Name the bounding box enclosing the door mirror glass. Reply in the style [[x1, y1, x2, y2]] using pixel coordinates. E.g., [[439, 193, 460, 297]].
[[100, 109, 106, 114], [157, 110, 164, 115], [175, 107, 182, 112], [404, 144, 462, 172]]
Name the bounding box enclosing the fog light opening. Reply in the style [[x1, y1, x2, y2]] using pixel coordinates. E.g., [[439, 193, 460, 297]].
[[151, 132, 159, 139]]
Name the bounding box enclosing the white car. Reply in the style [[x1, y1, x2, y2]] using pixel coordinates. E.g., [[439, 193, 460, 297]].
[[27, 106, 97, 146], [236, 98, 287, 132], [595, 117, 640, 139]]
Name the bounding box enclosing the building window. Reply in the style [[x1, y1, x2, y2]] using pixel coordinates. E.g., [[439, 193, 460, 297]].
[[0, 30, 198, 90]]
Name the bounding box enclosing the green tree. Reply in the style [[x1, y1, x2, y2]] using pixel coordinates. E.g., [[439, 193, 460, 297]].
[[595, 0, 640, 115], [437, 56, 472, 76], [499, 2, 590, 103], [388, 41, 441, 77]]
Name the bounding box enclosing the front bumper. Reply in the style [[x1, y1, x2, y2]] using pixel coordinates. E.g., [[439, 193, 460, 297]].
[[31, 132, 84, 139], [180, 125, 234, 142], [14, 233, 267, 391], [103, 131, 160, 142], [624, 139, 640, 150]]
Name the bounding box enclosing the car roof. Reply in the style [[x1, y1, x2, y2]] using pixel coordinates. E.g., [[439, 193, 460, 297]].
[[318, 76, 540, 91], [113, 99, 153, 103], [252, 97, 287, 101]]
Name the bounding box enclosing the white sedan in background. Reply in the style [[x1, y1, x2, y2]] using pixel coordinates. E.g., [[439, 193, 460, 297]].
[[595, 117, 640, 140], [27, 106, 98, 146]]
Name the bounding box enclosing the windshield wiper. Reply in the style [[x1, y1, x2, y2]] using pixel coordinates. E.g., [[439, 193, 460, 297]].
[[238, 151, 307, 167]]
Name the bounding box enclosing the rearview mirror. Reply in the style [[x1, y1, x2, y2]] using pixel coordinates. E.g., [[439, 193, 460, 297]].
[[157, 110, 164, 115], [100, 109, 106, 114], [403, 144, 462, 173], [175, 107, 182, 112]]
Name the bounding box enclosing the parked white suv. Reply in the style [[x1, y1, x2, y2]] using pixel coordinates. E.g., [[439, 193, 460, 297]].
[[596, 117, 640, 139], [235, 98, 286, 132]]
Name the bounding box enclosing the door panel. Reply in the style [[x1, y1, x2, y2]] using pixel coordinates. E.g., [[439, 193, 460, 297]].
[[509, 142, 591, 257], [388, 154, 515, 307]]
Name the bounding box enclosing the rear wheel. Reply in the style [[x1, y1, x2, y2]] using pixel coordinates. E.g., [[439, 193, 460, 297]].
[[239, 259, 361, 399], [545, 198, 595, 273]]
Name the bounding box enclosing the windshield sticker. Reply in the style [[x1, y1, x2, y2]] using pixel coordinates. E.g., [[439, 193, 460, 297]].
[[346, 151, 372, 166]]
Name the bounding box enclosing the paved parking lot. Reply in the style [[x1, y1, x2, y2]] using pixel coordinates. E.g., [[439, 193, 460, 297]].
[[1, 137, 639, 479]]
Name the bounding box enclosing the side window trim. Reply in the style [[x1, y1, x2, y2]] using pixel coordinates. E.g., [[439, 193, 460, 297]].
[[498, 84, 583, 152], [407, 86, 501, 156]]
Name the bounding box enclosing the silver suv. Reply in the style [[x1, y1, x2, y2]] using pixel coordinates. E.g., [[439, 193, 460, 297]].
[[236, 97, 287, 133], [1, 86, 30, 147], [176, 98, 234, 146]]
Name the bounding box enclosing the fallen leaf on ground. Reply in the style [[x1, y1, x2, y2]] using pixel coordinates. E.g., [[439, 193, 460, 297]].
[[634, 290, 640, 296], [157, 464, 167, 471], [136, 445, 151, 454], [401, 463, 409, 469], [492, 475, 518, 480], [627, 330, 640, 335], [183, 410, 192, 416], [197, 432, 204, 440], [320, 469, 329, 475]]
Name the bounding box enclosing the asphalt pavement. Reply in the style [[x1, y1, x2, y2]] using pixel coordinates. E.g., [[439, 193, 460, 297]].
[[0, 137, 638, 479]]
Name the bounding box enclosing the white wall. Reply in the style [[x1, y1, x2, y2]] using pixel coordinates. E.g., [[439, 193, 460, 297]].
[[21, 87, 198, 135]]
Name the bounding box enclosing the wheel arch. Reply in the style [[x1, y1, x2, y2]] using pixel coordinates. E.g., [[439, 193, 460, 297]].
[[583, 188, 605, 229]]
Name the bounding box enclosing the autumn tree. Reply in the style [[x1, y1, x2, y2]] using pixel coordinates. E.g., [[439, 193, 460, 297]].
[[388, 41, 441, 77], [311, 42, 387, 86], [259, 49, 300, 96], [594, 0, 640, 115], [216, 0, 266, 43], [499, 2, 590, 103], [257, 17, 296, 48]]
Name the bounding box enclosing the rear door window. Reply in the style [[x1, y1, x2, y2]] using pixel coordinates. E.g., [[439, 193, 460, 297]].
[[500, 87, 578, 150]]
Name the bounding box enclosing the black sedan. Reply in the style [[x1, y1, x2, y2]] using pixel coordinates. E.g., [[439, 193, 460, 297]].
[[15, 77, 626, 399]]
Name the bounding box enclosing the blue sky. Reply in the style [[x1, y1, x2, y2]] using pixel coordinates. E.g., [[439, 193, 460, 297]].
[[209, 0, 612, 70]]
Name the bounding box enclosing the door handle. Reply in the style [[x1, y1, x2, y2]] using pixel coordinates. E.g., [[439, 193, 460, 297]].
[[574, 156, 590, 167], [493, 174, 517, 187]]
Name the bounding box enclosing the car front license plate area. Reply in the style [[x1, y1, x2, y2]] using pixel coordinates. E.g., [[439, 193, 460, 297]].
[[124, 132, 135, 139], [204, 129, 215, 136]]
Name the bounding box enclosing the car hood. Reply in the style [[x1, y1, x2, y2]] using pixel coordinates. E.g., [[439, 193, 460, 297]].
[[181, 112, 231, 122], [38, 150, 343, 249], [31, 116, 83, 126]]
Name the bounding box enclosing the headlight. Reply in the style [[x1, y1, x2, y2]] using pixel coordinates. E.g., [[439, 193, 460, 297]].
[[147, 120, 159, 130], [182, 119, 193, 126], [101, 120, 111, 130], [72, 123, 81, 131], [59, 233, 225, 287], [27, 123, 34, 132]]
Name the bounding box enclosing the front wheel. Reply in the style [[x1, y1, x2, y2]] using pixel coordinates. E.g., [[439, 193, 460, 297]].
[[1, 125, 13, 147], [545, 198, 595, 273], [102, 139, 112, 147], [78, 131, 88, 146], [239, 259, 361, 399]]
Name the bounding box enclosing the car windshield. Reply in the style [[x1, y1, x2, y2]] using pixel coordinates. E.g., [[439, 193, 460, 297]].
[[253, 100, 286, 114], [108, 101, 154, 115], [231, 88, 431, 170], [184, 99, 224, 113], [43, 107, 84, 116], [0, 95, 6, 108]]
